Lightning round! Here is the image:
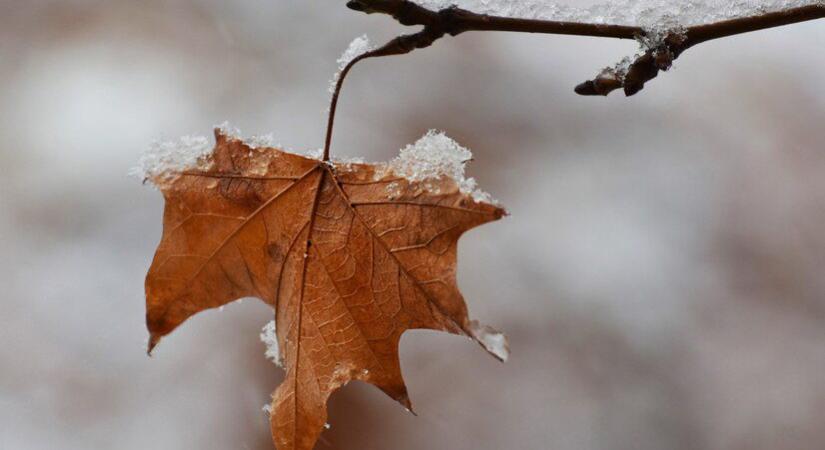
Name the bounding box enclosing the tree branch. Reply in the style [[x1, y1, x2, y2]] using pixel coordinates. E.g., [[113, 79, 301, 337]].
[[323, 2, 823, 158], [345, 1, 824, 96]]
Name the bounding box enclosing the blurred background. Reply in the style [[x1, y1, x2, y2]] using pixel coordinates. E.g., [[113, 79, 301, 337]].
[[1, 1, 824, 449]]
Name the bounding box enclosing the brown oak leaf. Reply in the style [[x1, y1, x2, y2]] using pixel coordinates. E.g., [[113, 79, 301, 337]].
[[144, 129, 508, 450]]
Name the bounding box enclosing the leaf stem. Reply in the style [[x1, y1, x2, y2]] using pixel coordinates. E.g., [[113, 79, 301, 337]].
[[324, 53, 370, 162]]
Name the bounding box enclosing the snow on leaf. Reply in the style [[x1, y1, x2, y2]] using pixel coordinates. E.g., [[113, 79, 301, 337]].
[[387, 130, 498, 205], [129, 122, 284, 188], [260, 320, 281, 367], [134, 122, 289, 184], [216, 121, 281, 149], [132, 134, 212, 182]]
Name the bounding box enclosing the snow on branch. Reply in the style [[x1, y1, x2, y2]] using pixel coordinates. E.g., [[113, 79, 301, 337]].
[[322, 0, 822, 160], [329, 34, 375, 95], [413, 0, 824, 28], [343, 0, 825, 96]]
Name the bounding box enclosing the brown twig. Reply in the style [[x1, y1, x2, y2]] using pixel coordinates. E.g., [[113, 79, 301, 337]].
[[346, 1, 824, 96], [577, 4, 825, 96], [323, 1, 823, 158]]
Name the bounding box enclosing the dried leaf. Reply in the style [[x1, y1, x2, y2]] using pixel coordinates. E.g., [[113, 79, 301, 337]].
[[144, 129, 507, 450]]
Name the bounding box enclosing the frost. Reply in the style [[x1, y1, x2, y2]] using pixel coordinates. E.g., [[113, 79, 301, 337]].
[[328, 34, 375, 95], [262, 403, 273, 416], [385, 181, 403, 200], [131, 134, 212, 182], [388, 130, 497, 204], [602, 55, 638, 80], [133, 122, 288, 184], [413, 0, 823, 30], [135, 125, 499, 206], [324, 423, 331, 430], [413, 1, 823, 71], [302, 147, 367, 167], [134, 123, 287, 186], [260, 320, 282, 367], [391, 131, 472, 182], [337, 35, 374, 68], [302, 148, 369, 172], [469, 320, 510, 362], [216, 121, 241, 140], [215, 121, 281, 149], [304, 148, 325, 160]]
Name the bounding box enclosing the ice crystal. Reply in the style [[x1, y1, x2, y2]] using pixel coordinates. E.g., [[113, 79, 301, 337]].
[[302, 147, 369, 169], [215, 121, 241, 140], [469, 320, 510, 362], [132, 134, 212, 182], [413, 0, 822, 30], [134, 122, 288, 186], [415, 0, 823, 65], [303, 148, 324, 161], [388, 130, 497, 204], [328, 35, 375, 95], [260, 320, 281, 367], [216, 121, 280, 149], [136, 126, 498, 205]]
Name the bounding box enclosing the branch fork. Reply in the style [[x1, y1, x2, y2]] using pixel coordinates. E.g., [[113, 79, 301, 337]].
[[345, 1, 823, 97]]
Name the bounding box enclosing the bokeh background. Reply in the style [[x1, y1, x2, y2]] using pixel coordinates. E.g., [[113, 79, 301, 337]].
[[2, 1, 825, 449]]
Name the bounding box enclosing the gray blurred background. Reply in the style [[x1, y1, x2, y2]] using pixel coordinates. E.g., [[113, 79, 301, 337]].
[[1, 1, 824, 449]]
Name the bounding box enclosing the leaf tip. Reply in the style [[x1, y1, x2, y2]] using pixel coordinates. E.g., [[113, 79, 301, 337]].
[[147, 334, 161, 356], [494, 206, 509, 220], [399, 396, 418, 416], [468, 320, 510, 363], [401, 396, 416, 415]]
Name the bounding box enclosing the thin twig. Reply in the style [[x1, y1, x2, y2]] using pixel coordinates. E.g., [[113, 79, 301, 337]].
[[324, 27, 446, 160]]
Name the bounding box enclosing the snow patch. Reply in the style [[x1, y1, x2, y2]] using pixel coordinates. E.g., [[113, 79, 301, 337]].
[[134, 125, 499, 208], [413, 0, 823, 74], [303, 148, 325, 161], [469, 320, 510, 362], [133, 122, 287, 184], [388, 130, 497, 204], [260, 320, 282, 367], [131, 134, 212, 182], [215, 121, 281, 149], [302, 148, 367, 167]]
